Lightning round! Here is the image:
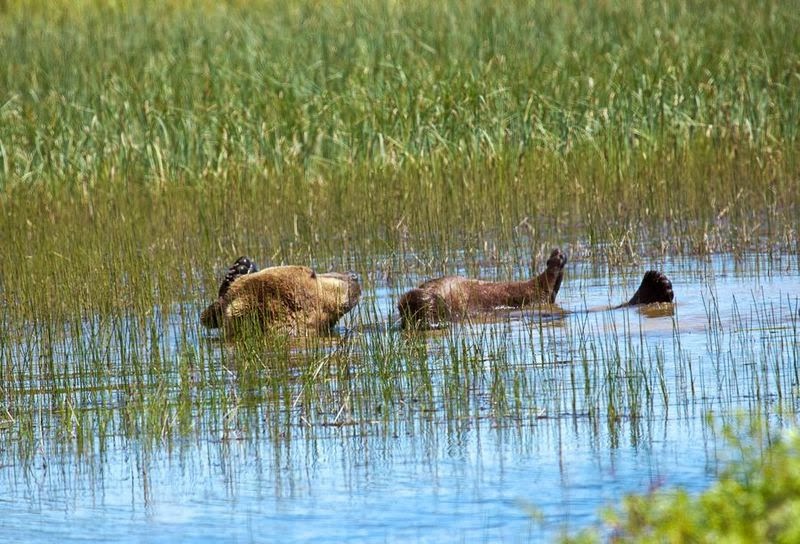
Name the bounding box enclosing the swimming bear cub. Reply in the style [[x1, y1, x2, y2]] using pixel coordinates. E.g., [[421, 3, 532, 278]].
[[201, 256, 361, 335], [398, 249, 674, 329], [398, 248, 567, 328]]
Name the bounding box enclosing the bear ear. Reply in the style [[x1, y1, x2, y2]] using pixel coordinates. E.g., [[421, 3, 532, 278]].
[[309, 270, 317, 279]]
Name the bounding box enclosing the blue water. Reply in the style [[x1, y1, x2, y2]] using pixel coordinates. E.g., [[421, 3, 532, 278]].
[[1, 253, 798, 542]]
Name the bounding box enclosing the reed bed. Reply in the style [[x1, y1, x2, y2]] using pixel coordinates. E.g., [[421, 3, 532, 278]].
[[2, 273, 798, 465], [1, 0, 798, 328]]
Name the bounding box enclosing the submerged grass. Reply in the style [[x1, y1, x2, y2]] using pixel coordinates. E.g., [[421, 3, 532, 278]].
[[4, 275, 797, 463]]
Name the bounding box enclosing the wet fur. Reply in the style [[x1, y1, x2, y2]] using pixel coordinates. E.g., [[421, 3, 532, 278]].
[[398, 250, 674, 329], [201, 265, 361, 335], [399, 249, 567, 328], [622, 270, 674, 307]]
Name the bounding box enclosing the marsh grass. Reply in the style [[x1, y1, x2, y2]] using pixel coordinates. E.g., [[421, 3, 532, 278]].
[[1, 1, 799, 536], [1, 1, 798, 325], [1, 257, 799, 544]]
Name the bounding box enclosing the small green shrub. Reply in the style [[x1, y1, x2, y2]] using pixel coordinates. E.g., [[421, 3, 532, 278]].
[[563, 422, 800, 543]]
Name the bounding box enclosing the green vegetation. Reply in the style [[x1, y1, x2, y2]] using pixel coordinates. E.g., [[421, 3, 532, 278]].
[[562, 420, 800, 543], [1, 0, 798, 327]]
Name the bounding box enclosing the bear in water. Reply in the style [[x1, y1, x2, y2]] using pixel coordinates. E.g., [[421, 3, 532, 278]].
[[398, 249, 674, 329], [201, 256, 361, 335]]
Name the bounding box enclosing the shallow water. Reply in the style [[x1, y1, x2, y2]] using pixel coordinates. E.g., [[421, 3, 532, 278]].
[[1, 253, 799, 542]]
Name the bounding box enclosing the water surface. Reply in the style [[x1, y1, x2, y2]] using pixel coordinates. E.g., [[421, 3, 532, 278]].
[[1, 253, 798, 542]]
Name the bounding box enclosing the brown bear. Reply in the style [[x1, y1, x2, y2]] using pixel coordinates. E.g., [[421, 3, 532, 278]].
[[201, 256, 361, 335], [398, 248, 674, 328]]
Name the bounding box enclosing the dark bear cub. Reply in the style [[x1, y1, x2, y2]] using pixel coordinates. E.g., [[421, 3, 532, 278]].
[[398, 249, 675, 329], [398, 248, 567, 329]]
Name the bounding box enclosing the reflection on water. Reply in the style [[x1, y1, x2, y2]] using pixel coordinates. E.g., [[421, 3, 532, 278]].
[[1, 254, 798, 542]]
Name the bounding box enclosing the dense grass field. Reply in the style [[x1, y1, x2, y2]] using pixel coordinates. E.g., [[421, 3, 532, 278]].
[[1, 1, 799, 539], [1, 0, 798, 321]]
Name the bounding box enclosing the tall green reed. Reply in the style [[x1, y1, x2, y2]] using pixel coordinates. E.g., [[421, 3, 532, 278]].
[[1, 0, 798, 327]]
